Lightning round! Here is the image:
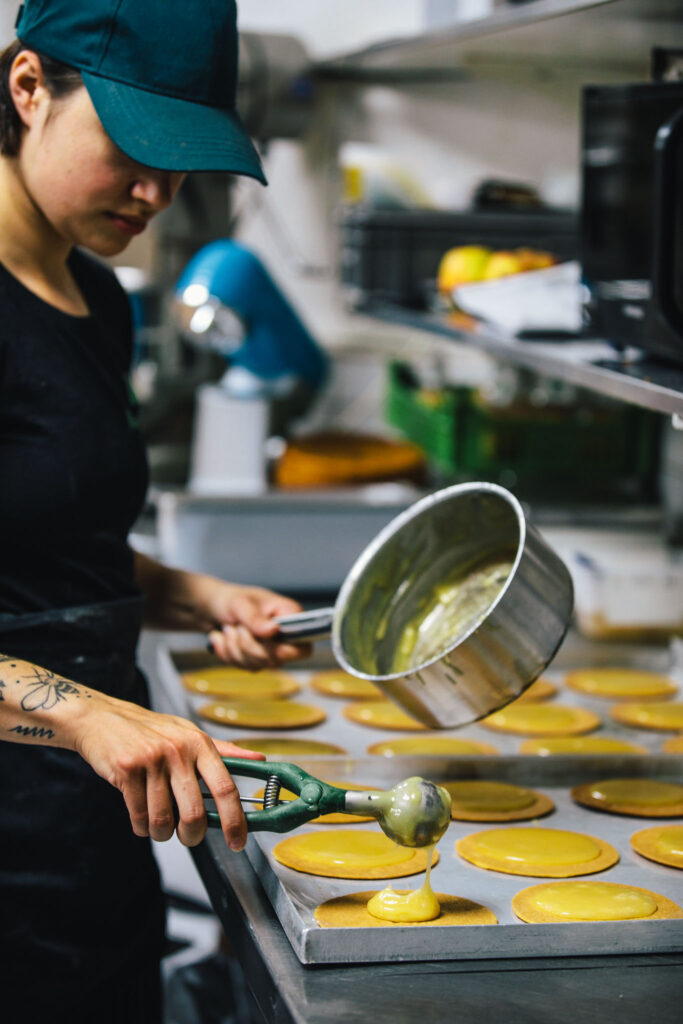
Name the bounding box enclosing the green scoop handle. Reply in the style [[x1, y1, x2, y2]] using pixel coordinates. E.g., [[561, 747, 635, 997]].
[[205, 757, 348, 833]]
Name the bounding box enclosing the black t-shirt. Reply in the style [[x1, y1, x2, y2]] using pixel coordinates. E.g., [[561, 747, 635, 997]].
[[0, 248, 149, 614]]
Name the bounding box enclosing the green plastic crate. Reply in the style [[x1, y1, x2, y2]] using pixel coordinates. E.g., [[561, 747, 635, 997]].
[[386, 361, 661, 501]]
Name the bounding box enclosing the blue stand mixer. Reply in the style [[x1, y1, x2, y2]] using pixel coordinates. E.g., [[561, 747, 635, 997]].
[[174, 240, 328, 493]]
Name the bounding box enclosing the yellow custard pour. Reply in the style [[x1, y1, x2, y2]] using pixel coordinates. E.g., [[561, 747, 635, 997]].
[[367, 845, 440, 923], [347, 778, 451, 924]]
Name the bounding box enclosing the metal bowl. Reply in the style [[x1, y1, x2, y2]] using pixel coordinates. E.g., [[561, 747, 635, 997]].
[[333, 482, 574, 729]]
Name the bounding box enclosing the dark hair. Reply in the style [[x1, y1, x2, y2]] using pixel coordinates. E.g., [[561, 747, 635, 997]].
[[0, 40, 82, 156]]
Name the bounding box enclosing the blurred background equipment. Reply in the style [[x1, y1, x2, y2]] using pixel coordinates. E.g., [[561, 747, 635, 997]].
[[580, 68, 683, 363], [173, 241, 328, 494], [385, 360, 662, 504], [340, 204, 577, 311]]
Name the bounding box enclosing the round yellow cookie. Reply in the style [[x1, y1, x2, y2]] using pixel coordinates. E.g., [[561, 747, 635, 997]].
[[231, 737, 346, 756], [456, 826, 619, 877], [315, 891, 497, 928], [443, 780, 554, 822], [273, 829, 439, 879], [631, 824, 683, 870], [512, 880, 682, 923], [565, 668, 677, 701], [611, 702, 683, 732], [181, 666, 299, 699], [481, 703, 600, 737], [198, 699, 326, 730], [253, 781, 377, 824], [368, 736, 499, 757], [664, 736, 683, 754], [511, 679, 558, 703], [519, 736, 648, 756], [571, 778, 683, 818], [344, 700, 426, 732], [310, 670, 382, 700]]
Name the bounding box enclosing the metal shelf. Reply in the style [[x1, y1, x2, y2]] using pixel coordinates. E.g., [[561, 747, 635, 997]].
[[368, 303, 683, 416], [318, 0, 683, 75]]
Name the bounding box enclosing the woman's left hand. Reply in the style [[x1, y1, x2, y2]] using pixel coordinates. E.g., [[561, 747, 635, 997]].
[[206, 582, 312, 670]]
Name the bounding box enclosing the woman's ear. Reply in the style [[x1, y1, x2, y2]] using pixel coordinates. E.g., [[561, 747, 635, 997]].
[[8, 49, 48, 130]]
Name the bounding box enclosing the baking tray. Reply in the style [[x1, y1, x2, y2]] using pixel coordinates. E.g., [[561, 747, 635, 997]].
[[240, 755, 683, 965], [155, 639, 683, 964], [156, 638, 682, 760]]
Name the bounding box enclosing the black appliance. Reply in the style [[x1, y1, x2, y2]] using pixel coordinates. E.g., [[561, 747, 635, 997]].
[[580, 79, 683, 363], [340, 207, 578, 310]]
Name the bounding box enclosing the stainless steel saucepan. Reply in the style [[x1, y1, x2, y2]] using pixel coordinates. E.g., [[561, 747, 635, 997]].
[[275, 482, 574, 729]]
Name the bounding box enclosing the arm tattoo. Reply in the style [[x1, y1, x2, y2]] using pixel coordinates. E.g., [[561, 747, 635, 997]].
[[10, 724, 55, 740], [0, 655, 91, 711], [20, 668, 83, 712]]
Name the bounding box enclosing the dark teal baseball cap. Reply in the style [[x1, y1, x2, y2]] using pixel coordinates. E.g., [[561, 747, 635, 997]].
[[14, 0, 266, 181]]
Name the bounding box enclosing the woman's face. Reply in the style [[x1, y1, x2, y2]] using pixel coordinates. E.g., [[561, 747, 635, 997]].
[[18, 81, 186, 257]]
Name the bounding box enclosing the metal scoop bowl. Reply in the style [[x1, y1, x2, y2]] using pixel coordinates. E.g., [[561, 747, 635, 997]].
[[344, 776, 452, 848]]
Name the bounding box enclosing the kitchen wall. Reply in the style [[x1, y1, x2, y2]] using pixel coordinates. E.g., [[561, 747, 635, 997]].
[[0, 2, 15, 45]]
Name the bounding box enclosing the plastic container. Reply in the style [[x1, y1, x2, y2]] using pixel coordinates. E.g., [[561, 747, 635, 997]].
[[570, 542, 683, 641], [385, 360, 661, 501], [340, 208, 578, 310]]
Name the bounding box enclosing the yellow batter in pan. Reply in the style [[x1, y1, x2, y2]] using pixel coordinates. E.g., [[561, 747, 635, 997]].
[[443, 780, 554, 822], [565, 668, 677, 701], [310, 670, 382, 700], [229, 737, 346, 756], [391, 556, 513, 673], [571, 778, 683, 818], [198, 699, 326, 729], [273, 829, 439, 879], [344, 700, 426, 731], [481, 703, 600, 737], [611, 702, 683, 732], [630, 824, 683, 870], [519, 736, 648, 756], [512, 881, 682, 923], [315, 890, 497, 929], [511, 678, 557, 703], [368, 736, 499, 757], [664, 736, 683, 754], [456, 826, 619, 877], [181, 666, 299, 699]]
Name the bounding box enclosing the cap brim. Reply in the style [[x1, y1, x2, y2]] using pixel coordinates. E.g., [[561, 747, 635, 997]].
[[82, 71, 267, 182]]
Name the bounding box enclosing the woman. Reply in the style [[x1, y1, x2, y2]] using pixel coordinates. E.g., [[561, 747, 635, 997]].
[[0, 2, 309, 1019]]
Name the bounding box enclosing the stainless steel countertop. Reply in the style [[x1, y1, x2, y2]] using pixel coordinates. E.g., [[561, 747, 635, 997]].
[[193, 830, 683, 1024]]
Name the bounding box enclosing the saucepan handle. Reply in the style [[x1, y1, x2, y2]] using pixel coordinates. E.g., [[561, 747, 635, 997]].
[[272, 607, 335, 642]]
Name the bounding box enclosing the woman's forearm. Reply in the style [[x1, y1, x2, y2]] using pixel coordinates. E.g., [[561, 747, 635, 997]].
[[0, 648, 262, 850], [0, 652, 97, 750], [134, 551, 221, 632], [133, 551, 311, 668]]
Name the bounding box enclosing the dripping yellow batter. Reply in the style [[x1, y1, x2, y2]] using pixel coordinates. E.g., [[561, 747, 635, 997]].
[[366, 844, 440, 923]]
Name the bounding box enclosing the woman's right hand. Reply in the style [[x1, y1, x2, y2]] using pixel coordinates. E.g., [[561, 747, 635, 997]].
[[72, 692, 264, 850]]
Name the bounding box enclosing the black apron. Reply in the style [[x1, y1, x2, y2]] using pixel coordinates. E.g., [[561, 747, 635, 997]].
[[0, 595, 165, 1001]]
